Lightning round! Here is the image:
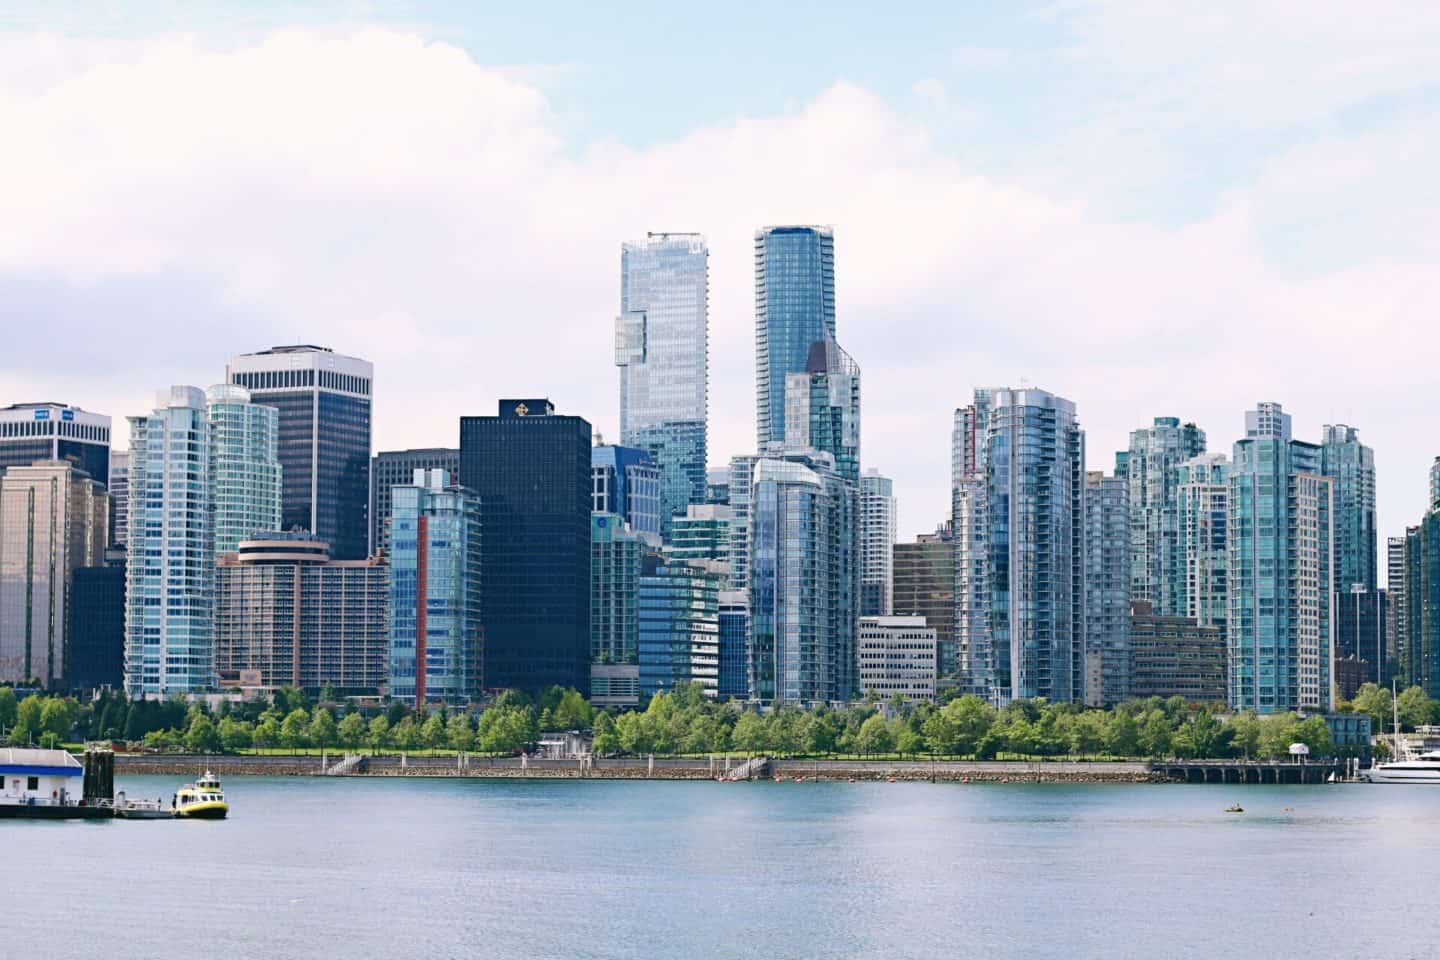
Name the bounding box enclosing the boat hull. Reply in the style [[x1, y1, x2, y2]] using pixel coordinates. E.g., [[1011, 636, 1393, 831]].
[[0, 802, 112, 820], [176, 802, 228, 819], [1360, 766, 1440, 784]]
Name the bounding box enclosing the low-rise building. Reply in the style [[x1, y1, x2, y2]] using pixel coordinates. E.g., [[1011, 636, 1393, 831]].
[[1129, 601, 1226, 703], [858, 615, 938, 704], [0, 748, 83, 805]]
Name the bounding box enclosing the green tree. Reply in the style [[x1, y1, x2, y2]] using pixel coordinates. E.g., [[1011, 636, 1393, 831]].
[[1348, 683, 1394, 733], [309, 708, 337, 750], [590, 712, 619, 755], [1104, 711, 1140, 757], [856, 714, 893, 755], [253, 716, 281, 752], [40, 698, 73, 741], [11, 695, 43, 745], [552, 689, 594, 730], [391, 717, 422, 751], [218, 717, 253, 752], [446, 713, 475, 752], [1397, 685, 1435, 730], [279, 708, 311, 749], [1227, 711, 1261, 758], [1137, 711, 1173, 757], [185, 715, 221, 753], [893, 719, 922, 757], [731, 712, 769, 754], [367, 715, 391, 750], [0, 687, 16, 730], [1174, 711, 1228, 759], [337, 712, 367, 749], [421, 712, 447, 750]]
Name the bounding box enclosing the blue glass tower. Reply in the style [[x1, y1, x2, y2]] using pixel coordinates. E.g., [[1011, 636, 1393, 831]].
[[591, 444, 661, 543], [638, 558, 719, 698], [754, 226, 835, 448]]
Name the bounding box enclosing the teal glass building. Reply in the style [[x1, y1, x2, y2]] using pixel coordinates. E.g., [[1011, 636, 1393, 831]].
[[1123, 417, 1205, 616], [388, 469, 483, 705], [206, 384, 281, 555], [1228, 403, 1334, 713], [638, 558, 719, 698]]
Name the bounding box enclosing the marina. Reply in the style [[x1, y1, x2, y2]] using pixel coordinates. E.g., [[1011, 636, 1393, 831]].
[[0, 747, 228, 820]]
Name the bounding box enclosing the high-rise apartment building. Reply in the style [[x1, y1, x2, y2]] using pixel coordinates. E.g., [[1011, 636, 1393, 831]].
[[1174, 453, 1231, 630], [859, 470, 896, 617], [1321, 424, 1377, 593], [1123, 417, 1205, 615], [951, 393, 992, 695], [1402, 517, 1440, 698], [666, 504, 731, 565], [705, 469, 730, 506], [638, 558, 720, 699], [726, 455, 757, 592], [745, 449, 857, 705], [215, 534, 387, 697], [590, 512, 645, 708], [592, 444, 661, 544], [0, 461, 108, 687], [985, 388, 1086, 704], [1084, 471, 1130, 706], [226, 345, 373, 559], [459, 399, 591, 694], [1386, 534, 1408, 684], [754, 225, 835, 447], [783, 338, 860, 482], [1228, 402, 1335, 713], [107, 450, 129, 547], [0, 402, 111, 486], [370, 448, 458, 556], [615, 233, 709, 537], [206, 384, 282, 554], [124, 387, 214, 695], [387, 469, 482, 705]]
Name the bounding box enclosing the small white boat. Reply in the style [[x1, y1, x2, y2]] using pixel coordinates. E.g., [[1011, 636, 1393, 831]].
[[113, 791, 175, 819], [1360, 750, 1440, 784]]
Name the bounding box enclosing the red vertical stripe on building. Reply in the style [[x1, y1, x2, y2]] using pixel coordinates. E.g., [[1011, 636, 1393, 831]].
[[415, 514, 428, 706]]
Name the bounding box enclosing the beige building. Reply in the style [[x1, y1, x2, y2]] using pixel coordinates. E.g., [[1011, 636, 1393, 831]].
[[858, 615, 938, 704], [0, 461, 109, 687]]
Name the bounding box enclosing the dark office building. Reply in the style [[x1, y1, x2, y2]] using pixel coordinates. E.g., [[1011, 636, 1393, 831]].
[[0, 402, 111, 485], [893, 533, 956, 675], [1129, 601, 1226, 703], [370, 447, 460, 554], [717, 591, 749, 700], [226, 345, 373, 559], [66, 548, 126, 691], [460, 399, 592, 693], [1335, 589, 1387, 696]]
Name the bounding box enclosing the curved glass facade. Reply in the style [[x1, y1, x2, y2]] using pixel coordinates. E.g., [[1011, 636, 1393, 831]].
[[207, 384, 281, 554], [754, 226, 835, 448]]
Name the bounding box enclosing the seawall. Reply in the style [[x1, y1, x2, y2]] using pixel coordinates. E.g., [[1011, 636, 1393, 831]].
[[114, 753, 1169, 783]]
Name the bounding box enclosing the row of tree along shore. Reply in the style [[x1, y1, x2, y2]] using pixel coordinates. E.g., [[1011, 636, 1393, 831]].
[[4, 681, 1426, 762]]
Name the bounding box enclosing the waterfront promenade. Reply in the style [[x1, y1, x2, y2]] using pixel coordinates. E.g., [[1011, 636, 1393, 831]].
[[114, 752, 1349, 783]]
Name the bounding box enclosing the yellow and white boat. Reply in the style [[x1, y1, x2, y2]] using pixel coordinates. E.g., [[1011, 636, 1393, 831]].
[[174, 771, 229, 819]]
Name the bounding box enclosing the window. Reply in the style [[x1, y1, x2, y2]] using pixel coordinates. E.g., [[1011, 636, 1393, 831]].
[[27, 776, 39, 791]]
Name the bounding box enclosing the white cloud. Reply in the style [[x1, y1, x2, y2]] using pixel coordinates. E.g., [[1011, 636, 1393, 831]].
[[911, 77, 947, 110], [0, 22, 1438, 546]]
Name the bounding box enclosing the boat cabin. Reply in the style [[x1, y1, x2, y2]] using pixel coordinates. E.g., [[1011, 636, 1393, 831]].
[[0, 748, 83, 805]]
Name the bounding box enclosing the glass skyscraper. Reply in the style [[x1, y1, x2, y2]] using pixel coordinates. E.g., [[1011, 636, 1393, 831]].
[[638, 557, 720, 699], [590, 512, 645, 708], [985, 388, 1086, 704], [745, 449, 857, 705], [616, 233, 709, 538], [1174, 453, 1231, 631], [591, 444, 661, 544], [1084, 471, 1130, 706], [226, 345, 373, 559], [388, 469, 483, 705], [370, 448, 459, 556], [1123, 417, 1205, 616], [1320, 424, 1377, 593], [784, 338, 860, 482], [1228, 403, 1335, 713], [108, 450, 129, 547], [459, 399, 592, 694], [717, 590, 749, 700], [206, 384, 282, 555], [859, 470, 896, 617], [754, 225, 835, 447], [125, 387, 214, 695]]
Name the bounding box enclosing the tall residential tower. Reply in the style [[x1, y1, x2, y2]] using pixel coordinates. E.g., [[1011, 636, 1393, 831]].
[[754, 226, 835, 447]]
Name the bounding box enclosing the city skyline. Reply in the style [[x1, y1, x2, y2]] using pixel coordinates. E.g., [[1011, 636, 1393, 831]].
[[5, 7, 1440, 558]]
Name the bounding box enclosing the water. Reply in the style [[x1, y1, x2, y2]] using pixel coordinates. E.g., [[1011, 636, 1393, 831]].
[[5, 775, 1433, 959]]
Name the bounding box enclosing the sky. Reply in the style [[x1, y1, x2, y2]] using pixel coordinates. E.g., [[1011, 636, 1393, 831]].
[[2, 1, 1439, 554]]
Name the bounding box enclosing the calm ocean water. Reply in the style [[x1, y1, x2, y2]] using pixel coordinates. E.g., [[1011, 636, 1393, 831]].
[[4, 774, 1432, 959]]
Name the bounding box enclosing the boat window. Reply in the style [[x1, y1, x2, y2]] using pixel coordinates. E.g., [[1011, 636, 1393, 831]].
[[26, 776, 38, 791]]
